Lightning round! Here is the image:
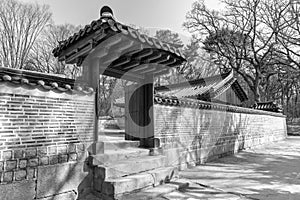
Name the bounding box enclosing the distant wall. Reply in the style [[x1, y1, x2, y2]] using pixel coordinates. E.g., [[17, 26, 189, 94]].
[[153, 96, 287, 169], [0, 79, 95, 200], [287, 118, 300, 135]]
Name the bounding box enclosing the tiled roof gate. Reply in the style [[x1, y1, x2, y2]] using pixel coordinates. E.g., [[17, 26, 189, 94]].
[[52, 6, 186, 149], [52, 7, 186, 82]]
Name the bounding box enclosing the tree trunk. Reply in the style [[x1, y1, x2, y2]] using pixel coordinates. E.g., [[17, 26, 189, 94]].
[[286, 96, 290, 118], [281, 85, 285, 114], [253, 72, 261, 102], [253, 87, 260, 102], [295, 91, 298, 118]]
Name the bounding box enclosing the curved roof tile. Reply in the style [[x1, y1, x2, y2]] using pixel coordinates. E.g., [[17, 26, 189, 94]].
[[0, 67, 93, 95], [154, 95, 282, 116], [155, 70, 248, 102], [52, 14, 186, 65]]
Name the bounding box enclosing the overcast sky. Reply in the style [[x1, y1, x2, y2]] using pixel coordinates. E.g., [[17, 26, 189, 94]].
[[20, 0, 223, 37]]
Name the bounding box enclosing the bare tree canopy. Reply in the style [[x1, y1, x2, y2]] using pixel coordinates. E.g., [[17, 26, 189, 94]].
[[27, 23, 82, 78], [273, 0, 300, 69], [184, 0, 300, 117], [153, 29, 218, 85], [0, 0, 52, 69], [184, 0, 300, 102]]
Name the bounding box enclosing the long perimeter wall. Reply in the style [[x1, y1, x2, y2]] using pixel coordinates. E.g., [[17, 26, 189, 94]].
[[153, 96, 287, 168]]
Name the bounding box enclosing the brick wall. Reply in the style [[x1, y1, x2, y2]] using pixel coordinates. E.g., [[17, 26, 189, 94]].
[[154, 97, 287, 169], [0, 81, 95, 200]]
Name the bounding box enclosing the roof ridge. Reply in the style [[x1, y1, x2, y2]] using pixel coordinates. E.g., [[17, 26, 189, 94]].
[[155, 70, 232, 91]]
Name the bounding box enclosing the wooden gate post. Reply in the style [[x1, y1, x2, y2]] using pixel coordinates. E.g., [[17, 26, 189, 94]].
[[84, 58, 100, 155]]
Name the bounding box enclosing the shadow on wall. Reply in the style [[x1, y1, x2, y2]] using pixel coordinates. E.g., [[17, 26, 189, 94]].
[[156, 104, 285, 168], [183, 110, 250, 166], [34, 147, 93, 200]]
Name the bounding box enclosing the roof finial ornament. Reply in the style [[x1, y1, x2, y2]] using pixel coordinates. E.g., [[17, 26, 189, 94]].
[[100, 6, 114, 20]]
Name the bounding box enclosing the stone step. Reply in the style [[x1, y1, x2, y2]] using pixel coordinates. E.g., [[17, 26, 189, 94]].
[[92, 148, 150, 165], [93, 140, 141, 154], [94, 166, 179, 199], [95, 155, 166, 179], [104, 140, 140, 150], [99, 129, 125, 136]]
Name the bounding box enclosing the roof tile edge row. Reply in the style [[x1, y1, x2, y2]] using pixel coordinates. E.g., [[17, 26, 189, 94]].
[[0, 74, 94, 95], [154, 95, 284, 117]]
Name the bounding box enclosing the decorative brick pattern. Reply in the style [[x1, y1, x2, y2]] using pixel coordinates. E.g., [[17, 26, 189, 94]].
[[27, 168, 35, 180], [19, 160, 27, 169], [39, 157, 49, 166], [6, 161, 17, 171], [3, 172, 13, 182], [15, 170, 26, 181], [2, 151, 12, 160]]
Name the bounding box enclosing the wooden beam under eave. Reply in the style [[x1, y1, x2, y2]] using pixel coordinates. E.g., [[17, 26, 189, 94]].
[[134, 49, 153, 60], [86, 35, 124, 60], [112, 57, 131, 68], [110, 43, 148, 68], [65, 49, 78, 58], [154, 68, 170, 76], [103, 35, 124, 48], [65, 43, 93, 64], [115, 42, 150, 60], [122, 61, 141, 70], [58, 56, 66, 62], [139, 66, 157, 74], [160, 57, 177, 66], [145, 53, 162, 63], [112, 39, 135, 52], [56, 28, 108, 60], [132, 63, 157, 74], [93, 47, 110, 59], [93, 28, 106, 42], [155, 55, 171, 64], [168, 60, 183, 67], [103, 67, 144, 82], [124, 46, 144, 56], [131, 64, 152, 72], [101, 51, 122, 65]]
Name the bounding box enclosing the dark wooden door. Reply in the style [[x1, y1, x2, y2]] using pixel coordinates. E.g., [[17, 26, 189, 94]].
[[125, 82, 154, 147]]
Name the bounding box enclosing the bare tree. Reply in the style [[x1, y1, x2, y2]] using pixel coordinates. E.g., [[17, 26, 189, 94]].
[[184, 0, 292, 102], [0, 0, 51, 69], [98, 75, 117, 116], [181, 35, 219, 80], [28, 23, 82, 78], [270, 0, 300, 70], [154, 29, 185, 85]]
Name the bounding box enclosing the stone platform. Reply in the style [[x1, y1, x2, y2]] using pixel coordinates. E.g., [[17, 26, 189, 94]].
[[89, 130, 178, 199]]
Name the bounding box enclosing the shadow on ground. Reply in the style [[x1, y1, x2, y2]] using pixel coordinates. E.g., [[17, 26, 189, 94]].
[[178, 137, 300, 200]]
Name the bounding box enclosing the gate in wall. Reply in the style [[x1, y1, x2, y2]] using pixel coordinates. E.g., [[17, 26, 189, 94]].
[[52, 6, 186, 151]]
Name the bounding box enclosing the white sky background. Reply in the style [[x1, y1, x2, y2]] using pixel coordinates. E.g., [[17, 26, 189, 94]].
[[20, 0, 223, 37]]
